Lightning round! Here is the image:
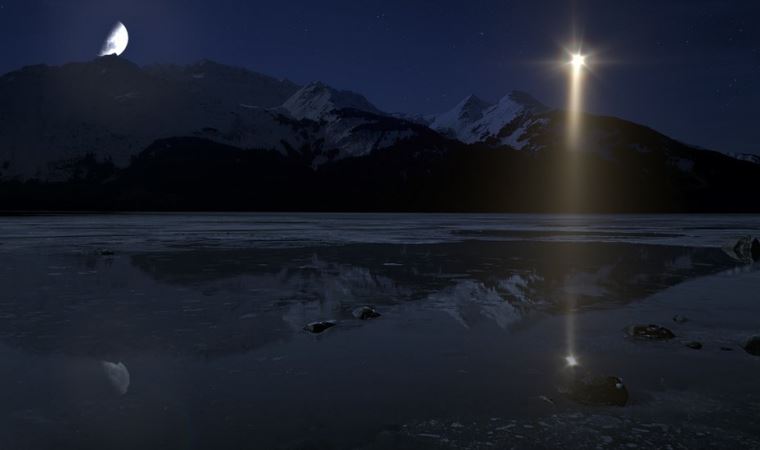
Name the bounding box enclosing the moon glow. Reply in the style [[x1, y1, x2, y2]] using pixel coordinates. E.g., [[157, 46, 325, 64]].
[[99, 22, 129, 56]]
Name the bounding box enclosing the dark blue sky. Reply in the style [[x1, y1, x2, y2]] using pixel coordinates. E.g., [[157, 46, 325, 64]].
[[2, 0, 759, 154]]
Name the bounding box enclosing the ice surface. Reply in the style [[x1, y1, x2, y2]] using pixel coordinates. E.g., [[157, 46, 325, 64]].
[[0, 213, 757, 253], [1, 213, 759, 449]]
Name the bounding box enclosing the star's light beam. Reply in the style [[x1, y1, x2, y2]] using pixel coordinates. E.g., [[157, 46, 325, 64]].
[[566, 51, 587, 151], [563, 49, 589, 361]]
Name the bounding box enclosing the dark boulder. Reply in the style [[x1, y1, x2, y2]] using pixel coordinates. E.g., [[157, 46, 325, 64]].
[[685, 341, 703, 350], [565, 374, 628, 407], [743, 336, 760, 356], [722, 236, 760, 263], [304, 320, 337, 334], [626, 324, 675, 340], [352, 306, 381, 320]]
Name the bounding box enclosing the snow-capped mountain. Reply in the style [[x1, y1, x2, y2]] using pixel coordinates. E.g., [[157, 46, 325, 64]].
[[0, 57, 428, 179], [278, 82, 438, 163], [281, 81, 382, 120], [427, 89, 752, 179], [430, 91, 549, 149]]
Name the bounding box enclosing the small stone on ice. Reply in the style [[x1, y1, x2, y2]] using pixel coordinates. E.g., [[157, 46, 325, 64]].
[[743, 336, 760, 356], [417, 433, 441, 439], [722, 236, 760, 263], [352, 306, 381, 320], [303, 320, 337, 333], [537, 395, 555, 406], [625, 324, 675, 340], [564, 374, 628, 406]]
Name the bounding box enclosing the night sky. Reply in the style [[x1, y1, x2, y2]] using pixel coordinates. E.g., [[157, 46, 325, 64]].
[[1, 0, 759, 154]]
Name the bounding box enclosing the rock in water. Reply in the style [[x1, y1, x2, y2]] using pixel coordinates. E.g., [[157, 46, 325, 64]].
[[565, 375, 628, 407], [102, 361, 130, 395], [626, 324, 676, 340], [304, 320, 337, 334], [352, 306, 381, 320], [685, 341, 703, 350], [722, 236, 760, 263], [743, 336, 760, 356]]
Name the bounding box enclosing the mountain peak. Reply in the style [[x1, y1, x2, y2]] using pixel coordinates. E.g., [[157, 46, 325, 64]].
[[303, 80, 329, 90], [430, 94, 493, 138], [430, 90, 548, 146], [458, 94, 492, 111], [91, 54, 141, 71], [505, 90, 547, 112], [282, 81, 382, 120], [195, 58, 221, 67]]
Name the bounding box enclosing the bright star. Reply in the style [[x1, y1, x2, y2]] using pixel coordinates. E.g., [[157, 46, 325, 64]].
[[570, 53, 586, 70]]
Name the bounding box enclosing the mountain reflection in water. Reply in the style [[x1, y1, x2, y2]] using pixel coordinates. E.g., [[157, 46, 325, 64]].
[[0, 240, 737, 358]]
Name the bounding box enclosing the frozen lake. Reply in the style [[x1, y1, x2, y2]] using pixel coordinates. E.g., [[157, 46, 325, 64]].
[[0, 213, 759, 449]]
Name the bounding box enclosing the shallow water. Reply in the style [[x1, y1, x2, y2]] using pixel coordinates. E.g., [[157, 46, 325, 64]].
[[0, 213, 759, 449]]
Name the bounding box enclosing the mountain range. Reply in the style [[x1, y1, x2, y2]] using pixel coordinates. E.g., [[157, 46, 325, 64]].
[[0, 56, 758, 212]]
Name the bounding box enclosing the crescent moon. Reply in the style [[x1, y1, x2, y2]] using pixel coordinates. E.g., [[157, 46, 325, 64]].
[[99, 22, 129, 57]]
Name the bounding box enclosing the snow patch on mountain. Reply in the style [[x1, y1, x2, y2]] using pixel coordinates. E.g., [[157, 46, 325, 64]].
[[473, 94, 532, 138], [669, 157, 695, 172], [727, 152, 760, 165], [430, 94, 493, 141]]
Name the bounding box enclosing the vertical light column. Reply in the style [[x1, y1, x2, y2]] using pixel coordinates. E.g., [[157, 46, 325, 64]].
[[564, 52, 586, 368], [567, 53, 586, 151]]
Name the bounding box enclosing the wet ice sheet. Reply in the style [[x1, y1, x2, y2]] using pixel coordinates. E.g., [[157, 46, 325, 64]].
[[0, 214, 759, 449]]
